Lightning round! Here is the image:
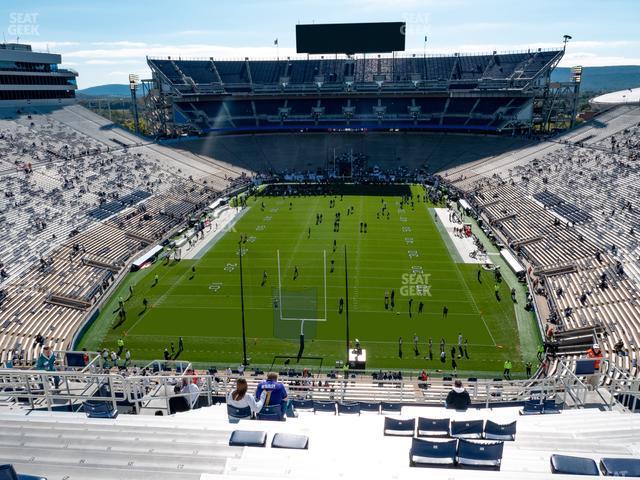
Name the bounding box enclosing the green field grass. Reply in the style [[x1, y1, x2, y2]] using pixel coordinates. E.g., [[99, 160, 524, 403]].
[[78, 184, 531, 375]]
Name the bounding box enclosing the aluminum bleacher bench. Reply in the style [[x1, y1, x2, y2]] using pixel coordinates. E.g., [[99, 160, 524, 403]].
[[483, 420, 517, 441], [417, 417, 450, 437], [271, 433, 309, 450], [383, 417, 415, 436], [599, 457, 640, 477], [229, 430, 267, 447], [409, 438, 457, 467], [457, 439, 504, 469], [550, 454, 599, 476]]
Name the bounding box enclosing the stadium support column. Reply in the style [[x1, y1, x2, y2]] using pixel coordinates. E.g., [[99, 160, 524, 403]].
[[129, 74, 140, 135], [238, 239, 248, 366], [344, 245, 350, 359]]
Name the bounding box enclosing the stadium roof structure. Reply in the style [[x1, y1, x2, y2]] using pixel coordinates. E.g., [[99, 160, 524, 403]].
[[590, 87, 640, 110]]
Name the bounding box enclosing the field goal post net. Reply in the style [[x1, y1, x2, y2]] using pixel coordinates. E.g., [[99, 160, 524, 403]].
[[273, 249, 328, 359]]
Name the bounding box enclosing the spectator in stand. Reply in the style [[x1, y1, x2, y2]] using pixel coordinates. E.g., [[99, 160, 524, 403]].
[[180, 377, 200, 409], [36, 346, 60, 389], [445, 380, 471, 410], [255, 372, 296, 418], [226, 378, 266, 421], [586, 343, 603, 387]]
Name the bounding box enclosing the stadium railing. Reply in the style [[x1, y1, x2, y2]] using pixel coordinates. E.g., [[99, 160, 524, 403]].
[[0, 360, 610, 415]]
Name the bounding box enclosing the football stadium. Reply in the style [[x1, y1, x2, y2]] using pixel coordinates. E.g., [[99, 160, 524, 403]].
[[1, 3, 640, 479]]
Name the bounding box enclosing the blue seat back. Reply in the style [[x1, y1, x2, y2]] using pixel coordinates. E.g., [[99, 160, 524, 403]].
[[381, 401, 402, 413], [0, 464, 17, 480], [550, 454, 599, 475], [417, 417, 450, 437], [600, 458, 640, 477], [522, 400, 543, 414], [313, 401, 336, 414], [358, 401, 380, 413], [451, 419, 484, 438], [457, 439, 504, 467], [83, 400, 117, 419], [543, 399, 562, 413], [227, 404, 252, 419], [337, 402, 360, 415], [256, 404, 284, 421], [291, 399, 314, 410], [483, 420, 516, 441], [383, 417, 415, 436], [410, 438, 457, 465]]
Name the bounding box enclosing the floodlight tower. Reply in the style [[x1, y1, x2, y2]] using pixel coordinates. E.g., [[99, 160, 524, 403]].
[[129, 74, 140, 134]]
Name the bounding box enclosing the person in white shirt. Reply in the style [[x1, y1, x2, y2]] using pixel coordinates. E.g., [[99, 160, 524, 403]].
[[226, 378, 265, 421]]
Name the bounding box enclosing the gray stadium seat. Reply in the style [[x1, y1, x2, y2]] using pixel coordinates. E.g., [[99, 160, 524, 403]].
[[271, 433, 309, 450], [228, 430, 267, 447], [550, 454, 599, 475]]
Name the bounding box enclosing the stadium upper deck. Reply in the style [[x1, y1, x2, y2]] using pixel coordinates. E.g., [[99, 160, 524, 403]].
[[146, 49, 564, 136]]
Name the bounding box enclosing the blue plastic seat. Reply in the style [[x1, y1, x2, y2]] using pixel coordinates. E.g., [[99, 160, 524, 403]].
[[227, 404, 252, 420], [358, 401, 380, 413], [381, 401, 402, 413], [600, 457, 640, 477], [83, 400, 118, 419], [417, 417, 450, 437], [550, 454, 598, 475], [409, 438, 457, 467], [256, 404, 285, 421], [228, 430, 267, 447], [483, 420, 517, 441], [543, 399, 563, 414], [450, 420, 483, 439], [337, 402, 360, 415], [271, 433, 309, 450], [520, 399, 543, 415], [291, 399, 314, 410], [313, 400, 336, 414], [383, 417, 415, 436], [457, 439, 504, 469], [0, 464, 48, 480]]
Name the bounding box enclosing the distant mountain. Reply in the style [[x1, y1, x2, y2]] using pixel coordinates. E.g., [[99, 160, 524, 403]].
[[551, 66, 640, 93], [77, 84, 131, 97]]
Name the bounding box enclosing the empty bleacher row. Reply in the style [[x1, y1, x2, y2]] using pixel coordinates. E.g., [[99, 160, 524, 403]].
[[172, 95, 524, 132], [451, 117, 640, 379]]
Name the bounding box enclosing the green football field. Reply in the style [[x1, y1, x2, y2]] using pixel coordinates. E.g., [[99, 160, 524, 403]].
[[78, 184, 533, 375]]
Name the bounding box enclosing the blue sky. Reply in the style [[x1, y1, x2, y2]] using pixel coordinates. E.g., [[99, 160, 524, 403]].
[[3, 0, 639, 88]]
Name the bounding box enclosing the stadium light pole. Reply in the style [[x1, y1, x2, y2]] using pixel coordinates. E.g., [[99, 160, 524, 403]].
[[344, 245, 350, 359], [238, 238, 248, 366]]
